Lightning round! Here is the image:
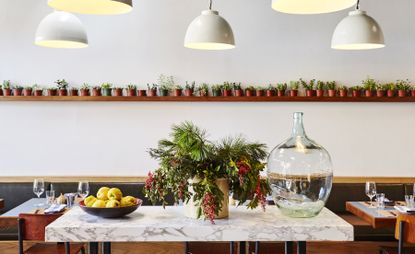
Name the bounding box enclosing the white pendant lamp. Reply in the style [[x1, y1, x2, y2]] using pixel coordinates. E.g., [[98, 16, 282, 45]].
[[331, 0, 384, 50], [184, 0, 235, 50], [271, 0, 357, 15], [35, 11, 88, 49], [48, 0, 132, 15]]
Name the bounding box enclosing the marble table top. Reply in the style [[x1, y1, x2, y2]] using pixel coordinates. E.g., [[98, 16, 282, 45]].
[[46, 206, 353, 242]]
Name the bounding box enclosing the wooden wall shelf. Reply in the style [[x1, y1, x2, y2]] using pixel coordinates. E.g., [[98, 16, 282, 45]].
[[0, 96, 414, 102]]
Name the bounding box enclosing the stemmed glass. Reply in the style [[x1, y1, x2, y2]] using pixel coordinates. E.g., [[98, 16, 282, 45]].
[[33, 178, 45, 207], [77, 181, 90, 200], [413, 183, 415, 196], [365, 181, 377, 207]]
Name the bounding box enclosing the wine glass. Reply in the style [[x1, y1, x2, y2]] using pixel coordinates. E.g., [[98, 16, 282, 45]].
[[413, 183, 415, 196], [33, 178, 45, 207], [77, 181, 90, 200], [365, 181, 377, 207]]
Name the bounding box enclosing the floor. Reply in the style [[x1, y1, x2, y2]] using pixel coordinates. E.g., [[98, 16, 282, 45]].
[[0, 241, 399, 254]]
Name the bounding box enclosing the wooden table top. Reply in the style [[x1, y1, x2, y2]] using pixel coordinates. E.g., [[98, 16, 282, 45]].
[[346, 201, 401, 229]]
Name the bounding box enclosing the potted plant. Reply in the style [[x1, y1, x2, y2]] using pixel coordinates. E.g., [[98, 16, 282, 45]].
[[350, 86, 362, 98], [138, 88, 147, 97], [126, 84, 137, 96], [12, 85, 23, 96], [158, 74, 174, 97], [289, 81, 299, 97], [338, 86, 348, 97], [396, 79, 411, 97], [173, 85, 183, 97], [362, 77, 376, 97], [33, 85, 43, 96], [301, 78, 316, 97], [385, 83, 395, 97], [91, 86, 101, 96], [80, 83, 90, 96], [316, 80, 325, 97], [245, 86, 255, 97], [197, 83, 209, 97], [276, 83, 287, 97], [376, 84, 386, 97], [22, 86, 32, 96], [144, 122, 270, 224], [184, 81, 195, 96], [266, 84, 276, 97], [256, 87, 264, 97], [326, 81, 336, 97], [46, 87, 57, 96], [55, 79, 68, 96], [2, 80, 11, 96], [113, 87, 123, 97], [101, 83, 112, 96], [147, 84, 158, 97], [211, 85, 222, 97], [411, 86, 415, 97], [222, 82, 232, 97], [233, 83, 243, 97], [68, 87, 78, 96]]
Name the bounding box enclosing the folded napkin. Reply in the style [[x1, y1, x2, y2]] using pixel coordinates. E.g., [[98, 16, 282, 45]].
[[44, 204, 66, 214], [394, 205, 415, 214]]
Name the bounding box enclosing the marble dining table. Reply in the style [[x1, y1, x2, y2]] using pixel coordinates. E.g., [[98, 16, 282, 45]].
[[45, 205, 353, 254]]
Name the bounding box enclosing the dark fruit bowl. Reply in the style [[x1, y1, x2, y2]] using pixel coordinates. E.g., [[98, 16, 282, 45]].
[[79, 199, 142, 218]]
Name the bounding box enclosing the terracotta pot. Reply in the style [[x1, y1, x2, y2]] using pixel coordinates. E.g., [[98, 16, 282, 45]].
[[127, 89, 136, 96], [316, 90, 324, 97], [3, 89, 11, 96], [234, 89, 243, 97], [184, 89, 193, 96], [173, 89, 182, 97], [376, 90, 385, 97], [275, 90, 284, 97], [47, 89, 57, 96], [113, 88, 123, 97], [365, 90, 373, 97], [398, 90, 407, 97], [69, 89, 78, 96], [305, 90, 315, 97], [289, 90, 298, 97], [148, 89, 157, 97], [352, 90, 361, 97], [23, 89, 32, 96], [387, 90, 395, 97], [328, 90, 336, 97], [138, 90, 147, 97], [199, 91, 208, 97], [58, 89, 67, 96], [223, 89, 232, 97], [245, 90, 255, 97], [266, 90, 275, 97], [80, 89, 89, 96], [13, 88, 23, 96], [91, 88, 101, 96], [412, 90, 415, 97], [339, 89, 348, 97], [256, 90, 264, 97], [34, 90, 43, 96]]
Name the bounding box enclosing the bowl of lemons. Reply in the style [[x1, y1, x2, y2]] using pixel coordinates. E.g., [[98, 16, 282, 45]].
[[79, 187, 143, 218]]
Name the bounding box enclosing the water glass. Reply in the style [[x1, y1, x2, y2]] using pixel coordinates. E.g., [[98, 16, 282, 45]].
[[46, 190, 55, 205], [405, 195, 414, 208], [376, 193, 385, 209], [64, 193, 76, 208]]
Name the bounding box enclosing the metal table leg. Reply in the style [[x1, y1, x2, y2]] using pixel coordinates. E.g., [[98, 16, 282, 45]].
[[230, 241, 235, 254], [297, 241, 306, 254], [185, 242, 190, 254], [285, 241, 293, 254], [88, 242, 98, 254], [103, 242, 111, 254], [255, 241, 260, 254], [239, 241, 246, 254]]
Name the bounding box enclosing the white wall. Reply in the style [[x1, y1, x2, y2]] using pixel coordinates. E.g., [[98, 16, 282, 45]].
[[0, 0, 414, 177]]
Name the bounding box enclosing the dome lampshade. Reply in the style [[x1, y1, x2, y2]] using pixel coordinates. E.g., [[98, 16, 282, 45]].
[[271, 0, 357, 14], [47, 0, 133, 15]]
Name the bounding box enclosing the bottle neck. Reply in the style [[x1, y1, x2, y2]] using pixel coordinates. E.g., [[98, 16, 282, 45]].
[[291, 112, 306, 137]]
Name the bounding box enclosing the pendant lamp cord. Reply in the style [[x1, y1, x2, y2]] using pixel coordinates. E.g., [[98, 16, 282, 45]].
[[356, 0, 360, 10], [208, 0, 212, 10]]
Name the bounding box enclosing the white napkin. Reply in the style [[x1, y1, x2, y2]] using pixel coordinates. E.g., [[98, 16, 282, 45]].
[[44, 204, 66, 214], [394, 205, 415, 213]]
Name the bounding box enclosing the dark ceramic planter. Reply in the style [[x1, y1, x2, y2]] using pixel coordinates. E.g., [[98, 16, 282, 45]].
[[23, 89, 32, 96], [102, 88, 112, 96], [212, 90, 222, 97], [159, 89, 169, 97]]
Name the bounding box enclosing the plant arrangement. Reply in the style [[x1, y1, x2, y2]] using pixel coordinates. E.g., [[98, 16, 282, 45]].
[[91, 86, 101, 96], [326, 81, 336, 97], [233, 83, 243, 97], [316, 80, 325, 97], [198, 83, 209, 97], [113, 87, 123, 97], [338, 85, 348, 97], [396, 79, 411, 97], [266, 84, 276, 97], [101, 83, 113, 96], [158, 75, 174, 97], [211, 84, 222, 97], [276, 83, 287, 97], [362, 77, 377, 97], [222, 82, 232, 97], [376, 84, 386, 97], [80, 83, 90, 96], [55, 79, 68, 96], [33, 85, 43, 96], [173, 84, 183, 97], [245, 86, 255, 97], [22, 86, 32, 96], [147, 83, 158, 97], [2, 80, 11, 96], [184, 81, 195, 97], [350, 86, 362, 98], [144, 122, 270, 224], [289, 81, 299, 97], [301, 79, 316, 97], [126, 84, 137, 96], [385, 83, 395, 98]]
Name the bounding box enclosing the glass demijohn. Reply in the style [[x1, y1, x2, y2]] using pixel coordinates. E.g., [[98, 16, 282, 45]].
[[267, 112, 333, 217]]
